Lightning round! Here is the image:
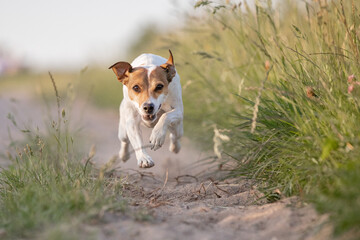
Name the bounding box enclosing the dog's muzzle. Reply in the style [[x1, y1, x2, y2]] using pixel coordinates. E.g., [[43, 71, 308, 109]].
[[143, 103, 155, 114]]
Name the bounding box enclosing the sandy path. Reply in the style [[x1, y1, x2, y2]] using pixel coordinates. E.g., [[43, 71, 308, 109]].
[[95, 176, 330, 240], [0, 91, 331, 240]]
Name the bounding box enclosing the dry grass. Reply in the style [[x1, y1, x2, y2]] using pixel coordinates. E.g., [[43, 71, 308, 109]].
[[125, 0, 360, 237]]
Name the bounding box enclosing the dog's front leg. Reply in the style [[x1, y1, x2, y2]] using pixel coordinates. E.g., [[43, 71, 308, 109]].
[[126, 117, 154, 168], [150, 109, 183, 151]]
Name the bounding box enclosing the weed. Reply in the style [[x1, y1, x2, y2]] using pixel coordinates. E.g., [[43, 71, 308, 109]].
[[0, 74, 125, 239], [126, 0, 360, 237]]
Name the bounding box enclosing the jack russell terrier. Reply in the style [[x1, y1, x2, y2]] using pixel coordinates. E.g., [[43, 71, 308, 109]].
[[109, 50, 183, 168]]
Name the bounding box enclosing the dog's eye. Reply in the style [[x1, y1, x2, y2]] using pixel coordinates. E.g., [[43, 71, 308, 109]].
[[155, 84, 164, 91], [132, 85, 141, 92]]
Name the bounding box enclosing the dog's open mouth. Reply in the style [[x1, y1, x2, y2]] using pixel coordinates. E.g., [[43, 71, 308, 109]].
[[143, 114, 156, 122]]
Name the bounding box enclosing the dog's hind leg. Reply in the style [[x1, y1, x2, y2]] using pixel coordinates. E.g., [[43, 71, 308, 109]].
[[118, 124, 130, 162], [118, 104, 130, 162], [169, 121, 183, 153]]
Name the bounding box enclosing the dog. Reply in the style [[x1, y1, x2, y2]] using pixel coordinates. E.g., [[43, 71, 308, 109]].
[[109, 50, 183, 168]]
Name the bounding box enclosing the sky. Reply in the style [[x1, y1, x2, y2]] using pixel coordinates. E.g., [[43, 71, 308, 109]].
[[0, 0, 194, 71]]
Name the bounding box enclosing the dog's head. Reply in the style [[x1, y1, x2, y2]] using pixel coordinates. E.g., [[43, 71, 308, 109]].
[[109, 50, 176, 123]]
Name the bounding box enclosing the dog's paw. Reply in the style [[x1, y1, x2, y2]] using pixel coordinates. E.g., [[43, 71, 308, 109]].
[[169, 140, 181, 153], [137, 155, 155, 168], [150, 127, 166, 151]]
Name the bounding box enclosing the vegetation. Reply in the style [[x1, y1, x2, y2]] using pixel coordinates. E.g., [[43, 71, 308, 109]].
[[126, 0, 360, 237], [0, 76, 125, 239]]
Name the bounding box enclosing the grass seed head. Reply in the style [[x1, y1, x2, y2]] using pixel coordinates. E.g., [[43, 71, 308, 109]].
[[348, 74, 355, 83], [348, 84, 354, 94]]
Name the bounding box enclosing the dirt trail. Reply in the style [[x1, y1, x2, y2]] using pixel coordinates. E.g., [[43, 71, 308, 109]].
[[96, 175, 330, 240], [0, 91, 331, 240]]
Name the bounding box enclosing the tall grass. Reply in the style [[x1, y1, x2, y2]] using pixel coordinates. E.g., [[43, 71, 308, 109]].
[[127, 0, 360, 237], [0, 75, 125, 239]]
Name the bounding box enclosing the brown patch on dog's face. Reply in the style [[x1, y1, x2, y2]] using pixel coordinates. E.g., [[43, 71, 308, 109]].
[[149, 66, 169, 98], [126, 67, 149, 107], [125, 67, 170, 109]]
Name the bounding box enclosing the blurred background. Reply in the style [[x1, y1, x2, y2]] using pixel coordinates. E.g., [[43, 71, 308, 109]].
[[0, 0, 194, 73]]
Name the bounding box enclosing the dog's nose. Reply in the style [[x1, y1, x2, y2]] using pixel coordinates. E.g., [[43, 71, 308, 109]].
[[143, 103, 154, 114]]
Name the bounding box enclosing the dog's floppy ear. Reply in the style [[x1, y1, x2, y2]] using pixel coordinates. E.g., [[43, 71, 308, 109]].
[[160, 49, 176, 82], [108, 62, 132, 84]]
